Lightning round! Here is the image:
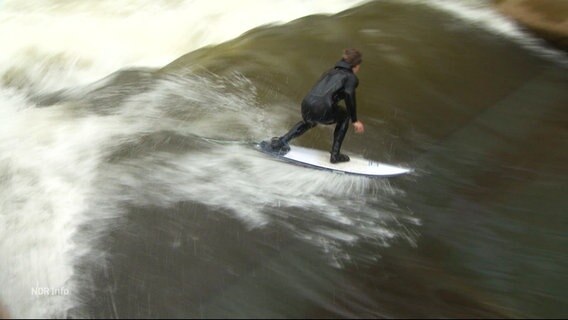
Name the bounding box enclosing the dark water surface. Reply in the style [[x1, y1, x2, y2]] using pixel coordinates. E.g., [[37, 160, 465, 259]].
[[1, 0, 567, 318], [69, 2, 568, 318]]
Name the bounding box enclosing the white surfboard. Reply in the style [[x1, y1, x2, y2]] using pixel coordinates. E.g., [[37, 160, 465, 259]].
[[258, 143, 411, 178]]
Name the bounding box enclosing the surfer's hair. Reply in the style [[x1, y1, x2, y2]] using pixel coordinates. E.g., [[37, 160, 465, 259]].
[[342, 48, 362, 67]]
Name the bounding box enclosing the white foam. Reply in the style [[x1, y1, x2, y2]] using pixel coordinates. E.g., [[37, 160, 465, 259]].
[[0, 0, 369, 93], [0, 93, 96, 317], [0, 1, 435, 317], [0, 67, 408, 318]]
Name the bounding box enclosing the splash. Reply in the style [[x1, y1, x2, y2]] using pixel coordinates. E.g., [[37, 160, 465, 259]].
[[0, 67, 414, 317], [0, 0, 369, 93]]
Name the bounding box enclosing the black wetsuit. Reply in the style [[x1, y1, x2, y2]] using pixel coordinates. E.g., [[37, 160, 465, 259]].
[[278, 60, 359, 157]]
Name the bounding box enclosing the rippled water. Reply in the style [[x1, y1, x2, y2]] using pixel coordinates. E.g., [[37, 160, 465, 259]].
[[1, 0, 566, 318]]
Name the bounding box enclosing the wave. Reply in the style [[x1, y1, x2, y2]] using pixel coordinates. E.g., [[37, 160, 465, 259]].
[[408, 0, 568, 64], [1, 0, 564, 318], [0, 0, 369, 94], [0, 69, 415, 318], [2, 0, 563, 97], [1, 1, 377, 317]]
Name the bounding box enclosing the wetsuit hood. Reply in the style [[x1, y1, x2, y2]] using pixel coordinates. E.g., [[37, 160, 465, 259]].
[[335, 60, 353, 71]]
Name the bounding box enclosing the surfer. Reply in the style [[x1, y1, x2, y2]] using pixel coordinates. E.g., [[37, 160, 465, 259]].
[[267, 48, 365, 163]]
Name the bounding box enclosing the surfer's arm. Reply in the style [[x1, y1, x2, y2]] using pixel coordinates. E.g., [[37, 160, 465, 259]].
[[344, 75, 358, 122], [344, 74, 364, 133]]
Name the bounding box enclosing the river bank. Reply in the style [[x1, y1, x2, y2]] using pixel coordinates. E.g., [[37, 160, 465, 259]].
[[0, 302, 9, 319], [493, 0, 568, 51]]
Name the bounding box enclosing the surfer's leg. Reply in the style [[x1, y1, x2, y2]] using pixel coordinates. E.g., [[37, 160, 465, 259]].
[[266, 120, 317, 153], [330, 107, 350, 163], [277, 121, 317, 145], [271, 100, 322, 149], [266, 100, 321, 152]]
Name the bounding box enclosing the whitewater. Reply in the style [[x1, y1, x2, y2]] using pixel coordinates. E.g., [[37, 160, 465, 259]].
[[0, 0, 562, 318]]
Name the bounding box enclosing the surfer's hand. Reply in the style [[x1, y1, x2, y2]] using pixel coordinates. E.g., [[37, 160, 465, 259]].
[[353, 121, 364, 133]]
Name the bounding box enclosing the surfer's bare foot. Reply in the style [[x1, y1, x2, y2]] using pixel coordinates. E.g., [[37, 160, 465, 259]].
[[330, 153, 350, 163]]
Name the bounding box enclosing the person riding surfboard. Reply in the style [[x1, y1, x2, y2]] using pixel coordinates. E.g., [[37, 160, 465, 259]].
[[265, 48, 365, 163]]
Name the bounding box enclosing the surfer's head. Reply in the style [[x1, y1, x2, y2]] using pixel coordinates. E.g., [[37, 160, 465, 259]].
[[342, 48, 362, 73]]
